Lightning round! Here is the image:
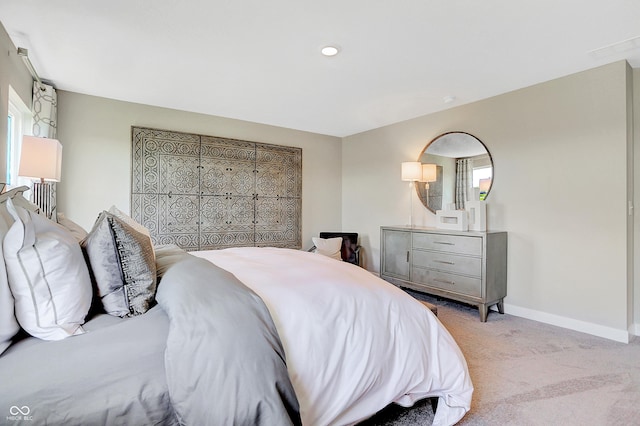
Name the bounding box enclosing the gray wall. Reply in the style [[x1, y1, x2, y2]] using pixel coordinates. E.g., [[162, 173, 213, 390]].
[[0, 24, 33, 179], [342, 61, 633, 341], [55, 91, 343, 249]]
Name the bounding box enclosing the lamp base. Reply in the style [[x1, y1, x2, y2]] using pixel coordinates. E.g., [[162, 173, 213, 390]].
[[408, 181, 414, 228], [32, 181, 57, 220]]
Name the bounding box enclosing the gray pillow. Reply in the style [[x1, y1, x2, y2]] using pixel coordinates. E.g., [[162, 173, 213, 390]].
[[81, 211, 157, 317]]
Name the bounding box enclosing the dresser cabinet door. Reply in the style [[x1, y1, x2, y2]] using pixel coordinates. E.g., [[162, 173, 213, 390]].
[[381, 229, 411, 280]]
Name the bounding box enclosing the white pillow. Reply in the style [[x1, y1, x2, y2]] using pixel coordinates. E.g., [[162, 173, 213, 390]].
[[312, 237, 343, 261], [0, 220, 18, 354], [3, 199, 93, 340], [57, 212, 89, 242], [0, 187, 37, 354]]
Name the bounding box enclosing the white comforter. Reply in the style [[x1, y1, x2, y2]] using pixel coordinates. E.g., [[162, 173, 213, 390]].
[[193, 247, 473, 426]]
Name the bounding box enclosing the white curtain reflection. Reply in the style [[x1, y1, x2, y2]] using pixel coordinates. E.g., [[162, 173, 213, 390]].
[[455, 158, 473, 209]]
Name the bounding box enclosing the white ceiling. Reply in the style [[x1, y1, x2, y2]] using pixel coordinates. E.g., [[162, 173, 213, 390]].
[[2, 1, 640, 137]]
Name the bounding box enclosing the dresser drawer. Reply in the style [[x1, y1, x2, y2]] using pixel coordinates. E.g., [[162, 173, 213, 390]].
[[412, 250, 482, 277], [412, 267, 482, 297], [412, 233, 482, 256]]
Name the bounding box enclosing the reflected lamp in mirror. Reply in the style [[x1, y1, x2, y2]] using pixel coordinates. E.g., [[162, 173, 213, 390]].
[[420, 163, 438, 208], [18, 136, 63, 220], [421, 163, 437, 186]]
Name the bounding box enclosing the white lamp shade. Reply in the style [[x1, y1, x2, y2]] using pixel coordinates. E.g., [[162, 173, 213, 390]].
[[18, 136, 63, 182], [401, 161, 422, 181], [421, 163, 437, 182]]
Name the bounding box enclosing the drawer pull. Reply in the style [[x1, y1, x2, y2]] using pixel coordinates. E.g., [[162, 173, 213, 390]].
[[435, 260, 455, 265], [434, 278, 455, 286], [433, 241, 455, 245]]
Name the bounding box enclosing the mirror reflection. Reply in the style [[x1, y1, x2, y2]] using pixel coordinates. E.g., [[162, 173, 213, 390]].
[[416, 132, 493, 213]]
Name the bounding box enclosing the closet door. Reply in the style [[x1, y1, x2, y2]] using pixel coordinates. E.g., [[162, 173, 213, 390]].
[[132, 127, 200, 250], [254, 143, 302, 248], [200, 136, 256, 249]]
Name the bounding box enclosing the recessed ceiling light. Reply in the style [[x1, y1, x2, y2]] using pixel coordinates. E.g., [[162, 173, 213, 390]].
[[321, 46, 339, 57], [443, 95, 456, 104]]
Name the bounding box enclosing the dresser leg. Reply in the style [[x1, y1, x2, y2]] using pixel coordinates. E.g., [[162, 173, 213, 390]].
[[478, 304, 488, 322], [497, 299, 504, 314]]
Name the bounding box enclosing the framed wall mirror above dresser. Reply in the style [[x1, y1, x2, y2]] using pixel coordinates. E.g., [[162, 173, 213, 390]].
[[417, 132, 493, 212]]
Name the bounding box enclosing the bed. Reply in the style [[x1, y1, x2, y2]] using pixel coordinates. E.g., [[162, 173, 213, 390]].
[[0, 189, 472, 426]]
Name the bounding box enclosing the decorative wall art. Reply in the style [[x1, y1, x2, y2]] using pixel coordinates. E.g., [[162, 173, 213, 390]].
[[131, 127, 302, 250]]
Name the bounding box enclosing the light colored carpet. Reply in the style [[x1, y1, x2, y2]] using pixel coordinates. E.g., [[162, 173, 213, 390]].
[[361, 291, 640, 425]]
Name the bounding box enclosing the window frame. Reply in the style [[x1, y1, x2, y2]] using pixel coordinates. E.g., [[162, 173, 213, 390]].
[[7, 86, 32, 189]]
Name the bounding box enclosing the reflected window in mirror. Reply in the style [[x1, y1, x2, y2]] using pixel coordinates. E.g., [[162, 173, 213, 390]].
[[417, 132, 493, 213]]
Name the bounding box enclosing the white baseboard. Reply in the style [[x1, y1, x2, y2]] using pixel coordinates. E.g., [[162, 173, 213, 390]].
[[503, 303, 630, 344], [630, 323, 640, 337]]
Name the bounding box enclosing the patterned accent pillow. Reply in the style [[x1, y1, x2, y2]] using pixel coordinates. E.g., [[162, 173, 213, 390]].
[[108, 206, 154, 256], [82, 211, 157, 317]]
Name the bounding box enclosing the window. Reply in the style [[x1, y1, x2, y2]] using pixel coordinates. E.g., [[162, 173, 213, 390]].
[[473, 166, 492, 200], [472, 166, 492, 188], [7, 86, 32, 189], [6, 114, 12, 184]]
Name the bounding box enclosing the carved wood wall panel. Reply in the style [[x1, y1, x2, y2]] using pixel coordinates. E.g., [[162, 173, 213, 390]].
[[131, 127, 302, 250]]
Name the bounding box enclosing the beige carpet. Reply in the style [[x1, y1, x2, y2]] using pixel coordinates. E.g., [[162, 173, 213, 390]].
[[363, 291, 640, 425]]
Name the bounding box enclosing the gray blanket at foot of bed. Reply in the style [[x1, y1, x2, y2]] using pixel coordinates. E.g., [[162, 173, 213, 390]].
[[156, 254, 301, 426]]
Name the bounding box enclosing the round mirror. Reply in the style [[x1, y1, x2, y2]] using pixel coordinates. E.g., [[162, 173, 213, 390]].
[[417, 132, 493, 213]]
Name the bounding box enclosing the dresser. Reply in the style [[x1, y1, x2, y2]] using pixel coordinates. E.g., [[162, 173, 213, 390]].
[[380, 226, 507, 322]]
